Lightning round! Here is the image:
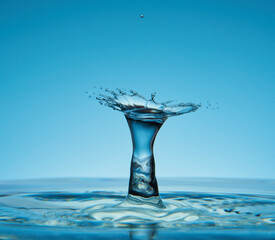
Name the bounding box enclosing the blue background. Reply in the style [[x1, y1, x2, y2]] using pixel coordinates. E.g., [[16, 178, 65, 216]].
[[0, 0, 274, 180]]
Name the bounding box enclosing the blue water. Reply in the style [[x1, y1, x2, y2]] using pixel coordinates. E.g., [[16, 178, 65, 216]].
[[0, 178, 274, 239], [95, 88, 200, 207], [0, 91, 274, 239]]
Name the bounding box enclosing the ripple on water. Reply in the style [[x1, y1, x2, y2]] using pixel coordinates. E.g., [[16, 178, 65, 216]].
[[0, 191, 274, 229]]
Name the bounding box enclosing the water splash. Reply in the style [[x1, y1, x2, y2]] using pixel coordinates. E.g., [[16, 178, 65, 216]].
[[96, 89, 199, 123], [95, 88, 200, 208], [2, 89, 274, 239]]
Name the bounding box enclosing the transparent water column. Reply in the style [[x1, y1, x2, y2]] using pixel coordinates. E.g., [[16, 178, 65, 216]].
[[125, 113, 166, 208], [95, 89, 199, 209]]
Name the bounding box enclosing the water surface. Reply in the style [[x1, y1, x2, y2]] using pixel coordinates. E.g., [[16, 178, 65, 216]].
[[0, 178, 274, 239]]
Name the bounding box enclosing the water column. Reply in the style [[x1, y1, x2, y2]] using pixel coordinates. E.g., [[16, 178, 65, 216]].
[[125, 115, 166, 208], [95, 89, 200, 209]]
